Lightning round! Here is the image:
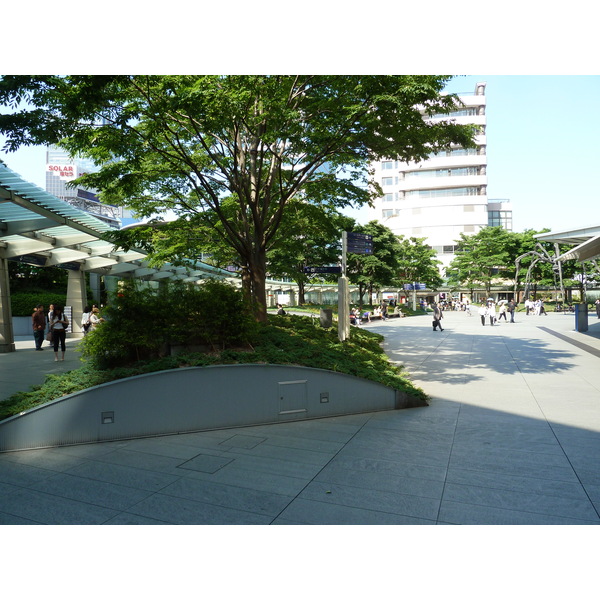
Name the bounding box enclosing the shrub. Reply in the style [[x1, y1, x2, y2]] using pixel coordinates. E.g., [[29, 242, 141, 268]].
[[10, 291, 67, 316], [80, 279, 257, 369]]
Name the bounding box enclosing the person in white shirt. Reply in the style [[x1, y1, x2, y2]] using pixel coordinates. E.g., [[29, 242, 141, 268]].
[[478, 303, 487, 326], [49, 305, 69, 361]]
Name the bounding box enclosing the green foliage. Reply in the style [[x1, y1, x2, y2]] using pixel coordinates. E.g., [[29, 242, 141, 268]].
[[446, 226, 513, 293], [10, 291, 67, 316], [396, 235, 444, 289], [0, 314, 428, 421], [346, 221, 404, 306], [80, 279, 257, 369], [267, 201, 354, 302], [8, 262, 68, 292], [0, 75, 476, 322]]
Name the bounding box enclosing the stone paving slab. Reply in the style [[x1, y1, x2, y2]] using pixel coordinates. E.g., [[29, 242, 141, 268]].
[[1, 312, 600, 525]]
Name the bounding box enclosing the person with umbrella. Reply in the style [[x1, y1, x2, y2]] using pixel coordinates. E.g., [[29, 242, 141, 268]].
[[498, 299, 508, 321]]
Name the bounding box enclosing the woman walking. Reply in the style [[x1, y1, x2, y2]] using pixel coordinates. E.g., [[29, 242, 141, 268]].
[[49, 306, 69, 361]]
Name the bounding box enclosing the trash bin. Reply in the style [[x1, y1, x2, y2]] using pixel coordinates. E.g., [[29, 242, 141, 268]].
[[574, 303, 588, 332], [320, 309, 333, 328]]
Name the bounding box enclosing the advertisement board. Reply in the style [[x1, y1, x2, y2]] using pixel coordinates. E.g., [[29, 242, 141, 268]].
[[47, 163, 78, 180]]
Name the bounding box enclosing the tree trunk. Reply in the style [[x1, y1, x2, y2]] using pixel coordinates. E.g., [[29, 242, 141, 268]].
[[248, 247, 268, 323], [298, 280, 305, 305], [240, 265, 252, 304]]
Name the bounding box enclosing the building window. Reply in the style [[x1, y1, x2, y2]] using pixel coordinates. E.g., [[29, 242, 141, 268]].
[[488, 210, 513, 230], [382, 177, 393, 186], [431, 108, 478, 118], [464, 205, 475, 212], [449, 148, 479, 157], [406, 167, 479, 178], [381, 161, 394, 170], [383, 193, 394, 202], [426, 147, 479, 159], [406, 187, 479, 198], [464, 225, 475, 233]]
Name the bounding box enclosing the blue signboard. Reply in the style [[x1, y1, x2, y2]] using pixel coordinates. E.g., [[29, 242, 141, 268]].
[[347, 232, 373, 254]]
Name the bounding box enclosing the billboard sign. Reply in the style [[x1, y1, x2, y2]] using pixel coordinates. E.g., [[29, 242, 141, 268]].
[[47, 163, 77, 180]]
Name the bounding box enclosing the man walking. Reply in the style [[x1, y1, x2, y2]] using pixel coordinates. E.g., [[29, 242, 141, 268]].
[[32, 304, 46, 351], [432, 302, 444, 331], [478, 303, 487, 326], [507, 300, 516, 323]]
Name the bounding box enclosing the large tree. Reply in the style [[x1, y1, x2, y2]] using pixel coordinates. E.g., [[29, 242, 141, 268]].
[[266, 201, 353, 305], [0, 75, 475, 321], [446, 226, 513, 296], [396, 235, 443, 289]]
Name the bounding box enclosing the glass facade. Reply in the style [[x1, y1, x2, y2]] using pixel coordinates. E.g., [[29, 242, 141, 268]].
[[488, 210, 512, 229]]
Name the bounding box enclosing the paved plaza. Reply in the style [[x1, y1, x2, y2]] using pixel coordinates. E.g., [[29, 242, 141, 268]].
[[1, 309, 600, 525]]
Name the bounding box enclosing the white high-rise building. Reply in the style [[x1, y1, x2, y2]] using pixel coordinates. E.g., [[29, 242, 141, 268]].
[[369, 81, 512, 274]]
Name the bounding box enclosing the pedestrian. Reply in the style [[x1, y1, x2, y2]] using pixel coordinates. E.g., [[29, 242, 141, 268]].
[[32, 304, 46, 350], [81, 305, 92, 335], [488, 300, 497, 326], [507, 300, 516, 323], [498, 302, 507, 321], [89, 307, 103, 330], [596, 298, 600, 319], [380, 303, 389, 321], [46, 303, 55, 345], [538, 300, 547, 316], [49, 305, 69, 361], [478, 303, 487, 326], [432, 302, 444, 331]]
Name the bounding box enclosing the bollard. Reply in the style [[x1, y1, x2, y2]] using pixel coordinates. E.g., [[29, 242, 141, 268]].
[[574, 303, 588, 332]]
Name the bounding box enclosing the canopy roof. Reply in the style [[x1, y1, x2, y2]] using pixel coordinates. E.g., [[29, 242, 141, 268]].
[[535, 225, 600, 263], [0, 162, 238, 283]]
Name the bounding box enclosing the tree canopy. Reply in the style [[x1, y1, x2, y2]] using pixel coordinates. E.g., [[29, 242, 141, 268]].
[[0, 75, 476, 320], [446, 226, 513, 295]]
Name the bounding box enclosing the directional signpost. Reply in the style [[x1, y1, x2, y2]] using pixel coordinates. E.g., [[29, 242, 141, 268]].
[[338, 232, 374, 342], [403, 283, 426, 310], [303, 266, 342, 274], [346, 232, 374, 255]]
